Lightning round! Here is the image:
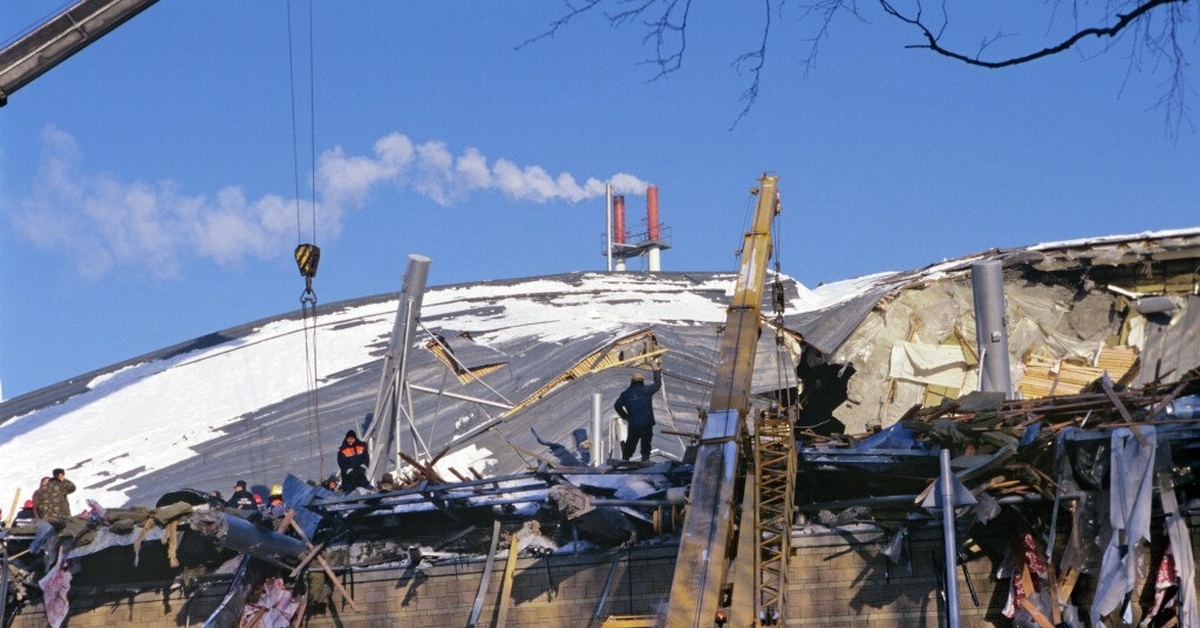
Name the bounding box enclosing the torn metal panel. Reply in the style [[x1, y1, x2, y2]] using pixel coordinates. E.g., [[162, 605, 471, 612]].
[[1091, 427, 1158, 625], [1157, 471, 1200, 628], [1135, 295, 1200, 387]]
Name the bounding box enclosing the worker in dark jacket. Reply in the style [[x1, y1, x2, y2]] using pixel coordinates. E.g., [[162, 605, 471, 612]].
[[337, 430, 371, 493], [614, 369, 663, 462], [226, 480, 257, 511], [33, 468, 75, 525]]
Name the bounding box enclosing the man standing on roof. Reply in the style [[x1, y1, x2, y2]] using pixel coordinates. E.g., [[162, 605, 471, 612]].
[[614, 368, 663, 462], [33, 468, 75, 526], [338, 430, 371, 493]]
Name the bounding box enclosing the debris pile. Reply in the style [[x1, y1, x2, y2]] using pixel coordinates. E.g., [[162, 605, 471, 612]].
[[797, 368, 1200, 626]]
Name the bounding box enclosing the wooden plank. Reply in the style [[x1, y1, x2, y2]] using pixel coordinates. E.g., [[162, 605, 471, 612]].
[[1019, 598, 1056, 628], [288, 541, 327, 579], [1057, 567, 1079, 602], [467, 519, 502, 628], [273, 508, 295, 534], [285, 515, 361, 613], [5, 488, 19, 527], [1100, 373, 1146, 446], [494, 533, 523, 628]]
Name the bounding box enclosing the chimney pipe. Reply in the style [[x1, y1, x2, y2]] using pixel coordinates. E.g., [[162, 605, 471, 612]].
[[646, 186, 661, 272], [613, 195, 627, 244], [647, 186, 660, 241], [971, 260, 1012, 398]]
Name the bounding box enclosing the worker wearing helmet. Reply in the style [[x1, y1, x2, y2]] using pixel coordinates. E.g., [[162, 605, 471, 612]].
[[264, 484, 286, 520]]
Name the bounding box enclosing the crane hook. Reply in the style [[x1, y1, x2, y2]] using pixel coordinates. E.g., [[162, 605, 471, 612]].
[[295, 243, 320, 304]]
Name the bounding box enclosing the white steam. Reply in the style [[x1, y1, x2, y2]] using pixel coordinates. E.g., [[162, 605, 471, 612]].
[[317, 132, 649, 210], [11, 126, 649, 278]]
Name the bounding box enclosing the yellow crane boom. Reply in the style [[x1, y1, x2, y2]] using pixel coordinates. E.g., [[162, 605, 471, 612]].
[[0, 0, 160, 106], [663, 174, 780, 627]]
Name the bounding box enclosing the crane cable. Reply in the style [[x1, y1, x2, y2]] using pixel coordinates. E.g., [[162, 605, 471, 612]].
[[769, 195, 799, 404], [287, 0, 324, 477]]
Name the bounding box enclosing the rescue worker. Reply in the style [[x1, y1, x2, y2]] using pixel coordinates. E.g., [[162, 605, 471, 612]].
[[613, 369, 663, 462], [15, 499, 36, 524], [337, 430, 371, 493], [33, 468, 75, 526], [264, 484, 286, 520], [226, 480, 257, 511]]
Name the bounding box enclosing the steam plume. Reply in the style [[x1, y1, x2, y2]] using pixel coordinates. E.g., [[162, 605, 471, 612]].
[[11, 127, 649, 278]]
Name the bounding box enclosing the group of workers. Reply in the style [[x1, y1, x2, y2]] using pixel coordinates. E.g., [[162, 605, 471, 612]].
[[6, 367, 663, 533], [215, 366, 665, 515], [5, 468, 76, 528], [201, 427, 373, 520]]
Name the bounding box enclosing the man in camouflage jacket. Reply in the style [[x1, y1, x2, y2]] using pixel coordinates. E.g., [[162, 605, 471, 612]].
[[33, 468, 76, 525]]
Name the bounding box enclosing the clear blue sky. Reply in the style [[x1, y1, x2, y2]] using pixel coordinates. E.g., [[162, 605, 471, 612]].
[[1, 1, 1196, 399]]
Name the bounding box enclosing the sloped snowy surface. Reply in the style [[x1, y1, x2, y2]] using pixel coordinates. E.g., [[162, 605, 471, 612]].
[[0, 271, 818, 511], [5, 227, 1196, 512]]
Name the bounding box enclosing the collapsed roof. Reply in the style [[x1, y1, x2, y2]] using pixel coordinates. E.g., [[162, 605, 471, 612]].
[[2, 229, 1198, 511], [3, 228, 1200, 627]]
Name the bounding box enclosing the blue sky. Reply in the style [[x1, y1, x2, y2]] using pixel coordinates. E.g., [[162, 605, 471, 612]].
[[1, 1, 1197, 399]]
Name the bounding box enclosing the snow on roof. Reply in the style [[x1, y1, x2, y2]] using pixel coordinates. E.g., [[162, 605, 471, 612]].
[[0, 271, 766, 511], [3, 228, 1196, 512]]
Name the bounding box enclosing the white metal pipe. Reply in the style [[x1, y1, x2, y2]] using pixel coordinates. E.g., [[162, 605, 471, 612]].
[[940, 448, 962, 628], [409, 384, 513, 410], [592, 393, 604, 466], [605, 184, 613, 272]]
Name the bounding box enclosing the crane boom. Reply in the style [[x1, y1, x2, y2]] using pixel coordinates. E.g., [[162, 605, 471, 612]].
[[663, 174, 780, 627], [0, 0, 160, 106]]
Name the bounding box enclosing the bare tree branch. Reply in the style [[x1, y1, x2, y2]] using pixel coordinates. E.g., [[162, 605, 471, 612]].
[[526, 0, 1196, 131], [625, 0, 691, 80], [796, 0, 862, 79], [878, 0, 1192, 68], [516, 0, 606, 50], [731, 0, 774, 128]]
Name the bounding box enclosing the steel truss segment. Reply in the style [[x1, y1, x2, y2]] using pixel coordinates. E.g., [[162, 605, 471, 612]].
[[754, 412, 796, 626]]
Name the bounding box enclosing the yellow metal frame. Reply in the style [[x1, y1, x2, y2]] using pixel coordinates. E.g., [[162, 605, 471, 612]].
[[502, 328, 665, 418], [600, 616, 659, 628], [754, 408, 795, 625]]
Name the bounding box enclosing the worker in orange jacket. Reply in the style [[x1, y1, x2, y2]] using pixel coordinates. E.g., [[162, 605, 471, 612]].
[[337, 430, 371, 493]]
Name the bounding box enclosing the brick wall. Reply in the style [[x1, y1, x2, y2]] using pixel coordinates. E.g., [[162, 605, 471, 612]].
[[8, 578, 228, 627], [8, 546, 678, 628], [9, 521, 1200, 627], [300, 545, 677, 628], [788, 525, 1005, 627]]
